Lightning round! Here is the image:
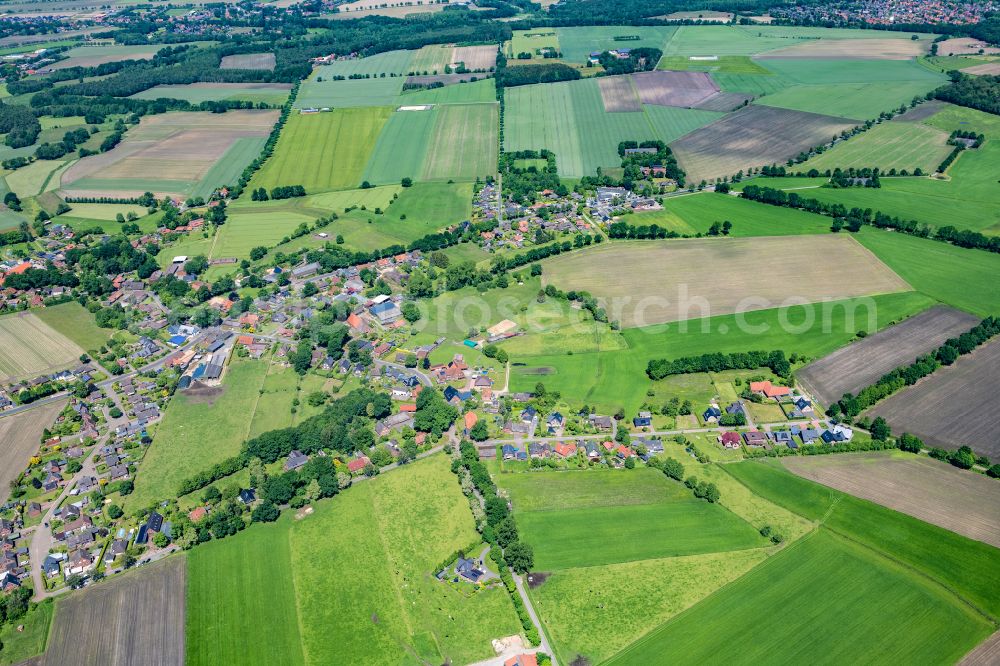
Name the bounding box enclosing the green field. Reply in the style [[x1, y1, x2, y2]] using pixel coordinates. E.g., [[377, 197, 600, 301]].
[[289, 456, 520, 665], [856, 229, 1000, 316], [662, 25, 806, 56], [756, 81, 944, 121], [658, 55, 772, 74], [761, 57, 944, 85], [127, 357, 270, 510], [606, 528, 993, 665], [506, 291, 935, 413], [251, 108, 391, 193], [398, 78, 497, 105], [192, 136, 268, 199], [213, 209, 316, 258], [130, 84, 291, 105], [422, 103, 498, 181], [410, 44, 453, 73], [510, 29, 561, 59], [800, 120, 952, 172], [501, 469, 765, 570], [58, 202, 149, 221], [187, 520, 305, 666], [34, 301, 111, 352], [712, 70, 793, 95], [361, 108, 437, 184], [554, 26, 676, 64], [504, 79, 721, 177], [311, 49, 415, 78], [723, 461, 1000, 619], [634, 191, 834, 236], [294, 76, 404, 109], [0, 601, 52, 666]]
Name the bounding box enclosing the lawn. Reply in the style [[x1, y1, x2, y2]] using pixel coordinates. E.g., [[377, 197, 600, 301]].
[[127, 357, 270, 510], [855, 228, 1000, 316], [529, 549, 769, 666], [422, 103, 498, 181], [33, 301, 111, 352], [251, 108, 391, 193], [187, 520, 305, 666], [800, 120, 952, 172], [723, 460, 1000, 619], [290, 456, 521, 665], [361, 108, 437, 185], [606, 529, 993, 665]]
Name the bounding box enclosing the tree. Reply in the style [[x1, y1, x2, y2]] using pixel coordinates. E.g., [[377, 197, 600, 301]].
[[302, 282, 318, 297], [495, 516, 518, 547], [469, 420, 489, 441], [661, 457, 684, 481], [704, 482, 721, 503], [898, 433, 923, 454], [870, 416, 891, 441], [252, 500, 280, 522], [250, 246, 268, 261], [624, 456, 635, 469], [202, 486, 222, 504], [505, 541, 534, 573], [401, 177, 413, 187], [107, 504, 123, 519], [292, 341, 313, 375], [153, 532, 169, 548], [305, 479, 322, 502], [248, 457, 266, 487], [401, 301, 421, 323]]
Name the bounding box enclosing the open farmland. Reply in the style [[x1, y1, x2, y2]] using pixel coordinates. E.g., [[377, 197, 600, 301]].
[[541, 235, 910, 327], [554, 26, 676, 64], [130, 82, 291, 105], [295, 77, 404, 109], [38, 556, 186, 666], [127, 357, 270, 510], [452, 44, 496, 70], [631, 70, 719, 107], [60, 110, 277, 199], [759, 37, 930, 59], [33, 300, 111, 351], [213, 209, 316, 259], [361, 108, 436, 183], [868, 337, 1000, 457], [799, 120, 952, 173], [219, 52, 275, 70], [501, 469, 766, 571], [0, 310, 87, 381], [783, 452, 1000, 548], [421, 103, 498, 181], [671, 105, 856, 183], [505, 78, 722, 177], [49, 43, 157, 69], [605, 529, 993, 666], [797, 305, 979, 406], [0, 400, 66, 504], [597, 76, 640, 112], [251, 108, 391, 193], [756, 81, 945, 121]]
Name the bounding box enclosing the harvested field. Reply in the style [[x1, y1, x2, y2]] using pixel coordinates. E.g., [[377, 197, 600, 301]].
[[452, 44, 496, 71], [797, 305, 978, 406], [39, 556, 185, 666], [783, 453, 1000, 548], [868, 338, 1000, 457], [670, 105, 856, 183], [960, 631, 1000, 666], [0, 400, 65, 504], [130, 82, 291, 104], [935, 37, 1000, 56], [0, 310, 85, 381], [597, 75, 641, 112], [49, 44, 157, 70], [542, 235, 909, 328], [758, 38, 929, 59], [962, 62, 1000, 76], [893, 99, 948, 122], [60, 110, 277, 199], [692, 92, 753, 111], [219, 52, 275, 70], [632, 70, 719, 108]]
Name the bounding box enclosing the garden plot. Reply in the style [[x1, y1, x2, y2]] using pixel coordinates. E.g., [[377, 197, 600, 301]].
[[631, 70, 719, 107], [541, 235, 910, 328], [670, 104, 856, 183], [797, 305, 979, 406], [783, 453, 1000, 548], [59, 110, 277, 199], [868, 337, 1000, 458], [597, 75, 641, 112]]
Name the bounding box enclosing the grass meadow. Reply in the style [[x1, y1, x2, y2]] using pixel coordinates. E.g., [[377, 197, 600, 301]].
[[500, 469, 765, 570], [422, 103, 498, 181], [724, 460, 1000, 619], [252, 108, 391, 193], [0, 601, 52, 665], [33, 301, 110, 352], [634, 191, 834, 236], [361, 108, 437, 185], [214, 209, 316, 258], [187, 520, 305, 666], [606, 529, 993, 665], [127, 357, 270, 510], [398, 78, 497, 105], [800, 120, 952, 172], [130, 83, 291, 105], [756, 81, 944, 121], [555, 26, 676, 63], [0, 310, 87, 382], [295, 76, 404, 108]]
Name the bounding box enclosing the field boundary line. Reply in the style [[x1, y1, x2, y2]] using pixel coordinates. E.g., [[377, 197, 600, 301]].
[[602, 531, 818, 664], [822, 524, 999, 625]]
